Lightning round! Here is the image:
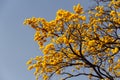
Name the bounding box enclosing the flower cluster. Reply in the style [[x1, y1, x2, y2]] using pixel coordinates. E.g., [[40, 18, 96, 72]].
[[24, 1, 120, 80]]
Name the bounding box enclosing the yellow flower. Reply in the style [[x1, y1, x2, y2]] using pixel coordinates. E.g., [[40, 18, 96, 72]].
[[81, 16, 86, 21], [56, 70, 61, 74], [43, 48, 49, 55], [43, 74, 48, 80], [116, 72, 120, 76], [35, 67, 40, 73], [111, 47, 119, 54], [26, 59, 32, 65], [118, 59, 120, 63], [28, 65, 34, 70], [63, 37, 69, 44], [69, 39, 74, 43], [73, 4, 83, 14], [110, 10, 116, 17], [114, 64, 120, 70], [88, 40, 95, 46]]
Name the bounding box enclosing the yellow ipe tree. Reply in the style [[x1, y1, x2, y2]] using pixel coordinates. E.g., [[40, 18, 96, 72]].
[[24, 0, 120, 80]]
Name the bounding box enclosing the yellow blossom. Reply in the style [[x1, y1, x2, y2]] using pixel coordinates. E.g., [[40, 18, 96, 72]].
[[88, 40, 96, 46], [111, 47, 119, 54], [28, 65, 34, 70], [73, 4, 83, 14], [26, 59, 32, 65]]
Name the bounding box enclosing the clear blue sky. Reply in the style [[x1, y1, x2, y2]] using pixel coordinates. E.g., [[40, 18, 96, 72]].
[[0, 0, 92, 80]]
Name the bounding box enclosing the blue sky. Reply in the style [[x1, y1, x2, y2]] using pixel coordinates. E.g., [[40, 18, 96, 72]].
[[0, 0, 91, 80]]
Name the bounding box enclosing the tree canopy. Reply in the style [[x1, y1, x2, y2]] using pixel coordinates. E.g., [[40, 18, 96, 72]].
[[24, 0, 120, 80]]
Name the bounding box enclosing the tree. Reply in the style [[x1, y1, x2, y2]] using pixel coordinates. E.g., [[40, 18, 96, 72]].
[[24, 0, 120, 80]]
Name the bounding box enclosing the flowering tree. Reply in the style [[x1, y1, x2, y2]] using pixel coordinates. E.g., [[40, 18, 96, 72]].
[[24, 0, 120, 80]]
